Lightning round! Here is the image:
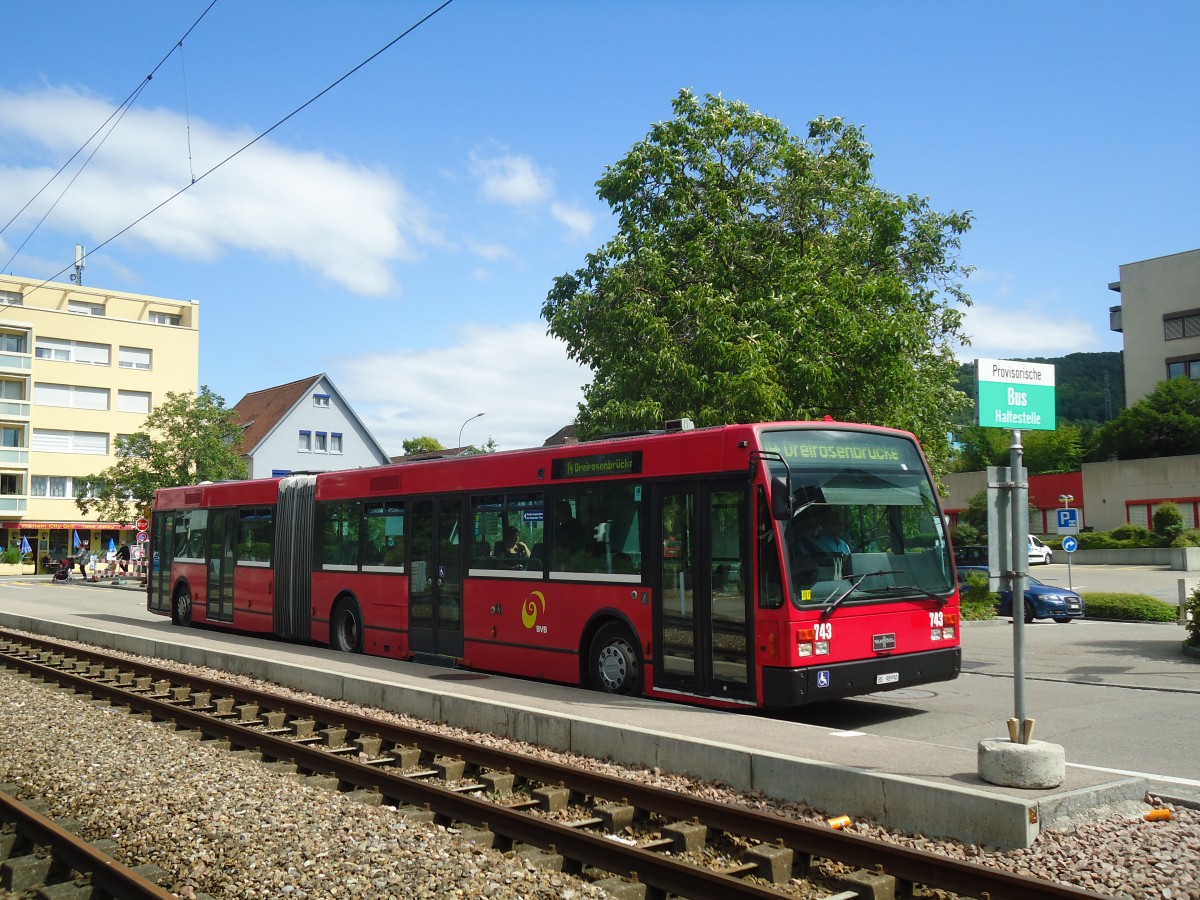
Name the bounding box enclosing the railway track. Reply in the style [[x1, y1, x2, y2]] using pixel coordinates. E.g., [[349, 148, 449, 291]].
[[0, 782, 176, 899], [0, 629, 1108, 900]]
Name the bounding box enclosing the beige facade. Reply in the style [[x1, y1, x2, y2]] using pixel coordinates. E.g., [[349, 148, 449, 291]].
[[1108, 247, 1200, 405], [0, 274, 198, 570]]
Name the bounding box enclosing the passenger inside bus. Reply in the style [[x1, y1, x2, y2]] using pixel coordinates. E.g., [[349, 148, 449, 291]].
[[494, 525, 530, 566]]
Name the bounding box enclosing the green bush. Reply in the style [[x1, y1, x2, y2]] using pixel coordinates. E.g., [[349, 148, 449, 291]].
[[1153, 502, 1185, 542], [1170, 530, 1200, 548], [1110, 523, 1152, 542], [953, 522, 980, 546], [0, 547, 19, 564], [1185, 586, 1200, 647], [1079, 592, 1179, 623], [959, 571, 997, 621]]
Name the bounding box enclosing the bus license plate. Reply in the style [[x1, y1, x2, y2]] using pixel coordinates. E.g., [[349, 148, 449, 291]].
[[876, 672, 900, 685]]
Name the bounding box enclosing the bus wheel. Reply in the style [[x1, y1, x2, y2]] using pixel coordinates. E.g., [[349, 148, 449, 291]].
[[588, 623, 641, 696], [330, 600, 363, 653], [172, 585, 192, 626]]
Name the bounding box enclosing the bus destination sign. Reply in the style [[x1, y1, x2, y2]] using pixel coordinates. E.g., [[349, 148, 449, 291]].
[[759, 430, 921, 470], [551, 452, 642, 480]]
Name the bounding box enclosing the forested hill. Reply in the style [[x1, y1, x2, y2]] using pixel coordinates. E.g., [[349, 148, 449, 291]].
[[955, 352, 1124, 424]]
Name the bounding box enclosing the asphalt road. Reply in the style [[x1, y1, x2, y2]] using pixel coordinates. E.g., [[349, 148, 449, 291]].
[[1022, 559, 1196, 605]]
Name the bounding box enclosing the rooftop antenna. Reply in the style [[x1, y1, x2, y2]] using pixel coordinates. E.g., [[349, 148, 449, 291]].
[[70, 244, 85, 285]]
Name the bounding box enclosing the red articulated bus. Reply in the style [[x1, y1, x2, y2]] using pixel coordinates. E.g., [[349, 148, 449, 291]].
[[147, 420, 961, 710]]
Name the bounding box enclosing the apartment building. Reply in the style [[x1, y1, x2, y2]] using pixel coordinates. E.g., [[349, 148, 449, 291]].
[[1108, 247, 1200, 405], [0, 274, 198, 572]]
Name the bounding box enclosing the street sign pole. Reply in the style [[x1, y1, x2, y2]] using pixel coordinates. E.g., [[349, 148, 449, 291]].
[[1008, 430, 1030, 743]]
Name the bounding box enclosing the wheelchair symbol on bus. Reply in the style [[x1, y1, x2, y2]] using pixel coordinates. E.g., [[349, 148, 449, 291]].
[[817, 670, 831, 688]]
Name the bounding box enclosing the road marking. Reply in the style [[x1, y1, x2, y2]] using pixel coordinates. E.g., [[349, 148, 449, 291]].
[[1068, 762, 1200, 790]]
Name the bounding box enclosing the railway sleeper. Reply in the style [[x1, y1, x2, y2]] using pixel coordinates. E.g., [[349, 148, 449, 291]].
[[512, 842, 566, 872], [588, 874, 648, 900]]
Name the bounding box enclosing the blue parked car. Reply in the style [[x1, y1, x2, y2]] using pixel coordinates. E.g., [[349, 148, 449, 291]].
[[957, 565, 1085, 624]]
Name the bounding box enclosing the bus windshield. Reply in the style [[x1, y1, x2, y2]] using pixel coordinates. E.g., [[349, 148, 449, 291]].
[[759, 429, 954, 611]]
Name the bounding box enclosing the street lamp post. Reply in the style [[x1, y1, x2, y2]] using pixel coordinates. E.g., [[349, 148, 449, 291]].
[[458, 412, 485, 448]]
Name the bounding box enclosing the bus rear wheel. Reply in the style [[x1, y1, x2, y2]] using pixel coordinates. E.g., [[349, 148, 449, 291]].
[[588, 622, 641, 696], [172, 585, 192, 626], [330, 599, 363, 653]]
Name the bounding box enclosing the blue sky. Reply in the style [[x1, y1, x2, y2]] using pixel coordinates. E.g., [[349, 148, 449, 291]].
[[2, 1, 1196, 453]]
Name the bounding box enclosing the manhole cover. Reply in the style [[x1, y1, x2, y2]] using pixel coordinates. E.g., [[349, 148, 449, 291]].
[[428, 673, 491, 681]]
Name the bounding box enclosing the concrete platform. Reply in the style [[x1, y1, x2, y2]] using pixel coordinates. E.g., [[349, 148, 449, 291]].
[[0, 577, 1155, 849]]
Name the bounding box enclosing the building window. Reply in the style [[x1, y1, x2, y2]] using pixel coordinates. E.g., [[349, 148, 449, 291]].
[[1166, 357, 1200, 380], [298, 430, 312, 452], [67, 300, 106, 316], [0, 331, 26, 353], [0, 380, 23, 401], [117, 346, 152, 370], [148, 312, 181, 326], [0, 474, 20, 495], [117, 390, 152, 414], [315, 432, 327, 452], [35, 338, 110, 365], [33, 383, 110, 410], [1164, 311, 1200, 341], [0, 290, 22, 306], [30, 429, 108, 455], [330, 432, 343, 454], [313, 394, 331, 408], [1, 427, 22, 448], [30, 476, 46, 497]]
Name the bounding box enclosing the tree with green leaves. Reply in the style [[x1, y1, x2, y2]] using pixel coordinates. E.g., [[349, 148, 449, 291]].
[[951, 422, 1085, 474], [542, 90, 974, 475], [1095, 377, 1200, 460], [403, 436, 444, 455], [75, 387, 247, 523]]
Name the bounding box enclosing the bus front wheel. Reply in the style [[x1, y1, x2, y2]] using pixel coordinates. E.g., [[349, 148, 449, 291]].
[[330, 599, 363, 653], [588, 622, 641, 696], [172, 585, 192, 626]]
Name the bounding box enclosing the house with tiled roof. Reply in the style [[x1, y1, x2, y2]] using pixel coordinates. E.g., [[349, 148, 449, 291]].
[[233, 374, 391, 478]]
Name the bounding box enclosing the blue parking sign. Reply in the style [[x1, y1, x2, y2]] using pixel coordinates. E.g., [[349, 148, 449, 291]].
[[1056, 508, 1080, 534]]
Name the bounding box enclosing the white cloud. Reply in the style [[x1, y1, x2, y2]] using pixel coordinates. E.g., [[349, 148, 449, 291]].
[[0, 86, 438, 296], [959, 301, 1106, 360], [335, 321, 588, 454], [469, 149, 552, 207], [550, 200, 596, 239]]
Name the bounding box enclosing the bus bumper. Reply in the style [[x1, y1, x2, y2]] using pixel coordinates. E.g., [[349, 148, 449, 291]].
[[760, 647, 962, 708]]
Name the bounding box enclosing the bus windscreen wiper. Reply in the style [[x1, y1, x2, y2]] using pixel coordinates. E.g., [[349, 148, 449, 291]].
[[819, 569, 902, 620], [859, 584, 949, 606]]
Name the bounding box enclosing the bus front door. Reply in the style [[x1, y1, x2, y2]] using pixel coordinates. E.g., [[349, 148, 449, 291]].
[[408, 497, 464, 660], [655, 481, 753, 701]]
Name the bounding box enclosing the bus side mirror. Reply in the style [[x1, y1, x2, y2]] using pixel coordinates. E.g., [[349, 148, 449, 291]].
[[770, 476, 794, 520]]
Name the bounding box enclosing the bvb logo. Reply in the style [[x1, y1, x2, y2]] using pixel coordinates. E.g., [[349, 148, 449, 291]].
[[521, 591, 546, 629]]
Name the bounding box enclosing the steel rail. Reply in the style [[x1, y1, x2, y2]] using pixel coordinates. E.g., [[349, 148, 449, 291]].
[[0, 788, 177, 899], [5, 651, 793, 900], [0, 631, 1111, 900]]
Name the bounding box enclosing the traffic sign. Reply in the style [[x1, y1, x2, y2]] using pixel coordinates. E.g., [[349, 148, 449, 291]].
[[136, 531, 149, 543], [135, 517, 149, 532], [975, 358, 1056, 431], [1056, 507, 1080, 535], [1062, 536, 1078, 553]]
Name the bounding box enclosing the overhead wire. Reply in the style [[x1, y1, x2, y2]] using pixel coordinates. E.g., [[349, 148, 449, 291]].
[[21, 0, 457, 291], [0, 0, 220, 246]]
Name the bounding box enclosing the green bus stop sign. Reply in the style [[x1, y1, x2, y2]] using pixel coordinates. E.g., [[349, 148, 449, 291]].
[[975, 358, 1056, 431]]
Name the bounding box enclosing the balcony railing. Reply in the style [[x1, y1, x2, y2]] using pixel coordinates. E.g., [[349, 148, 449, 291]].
[[0, 401, 30, 418], [0, 353, 31, 371], [0, 449, 28, 465], [0, 497, 27, 513]]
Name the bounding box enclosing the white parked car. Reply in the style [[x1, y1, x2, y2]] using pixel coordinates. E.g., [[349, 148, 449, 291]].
[[1028, 534, 1053, 565]]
